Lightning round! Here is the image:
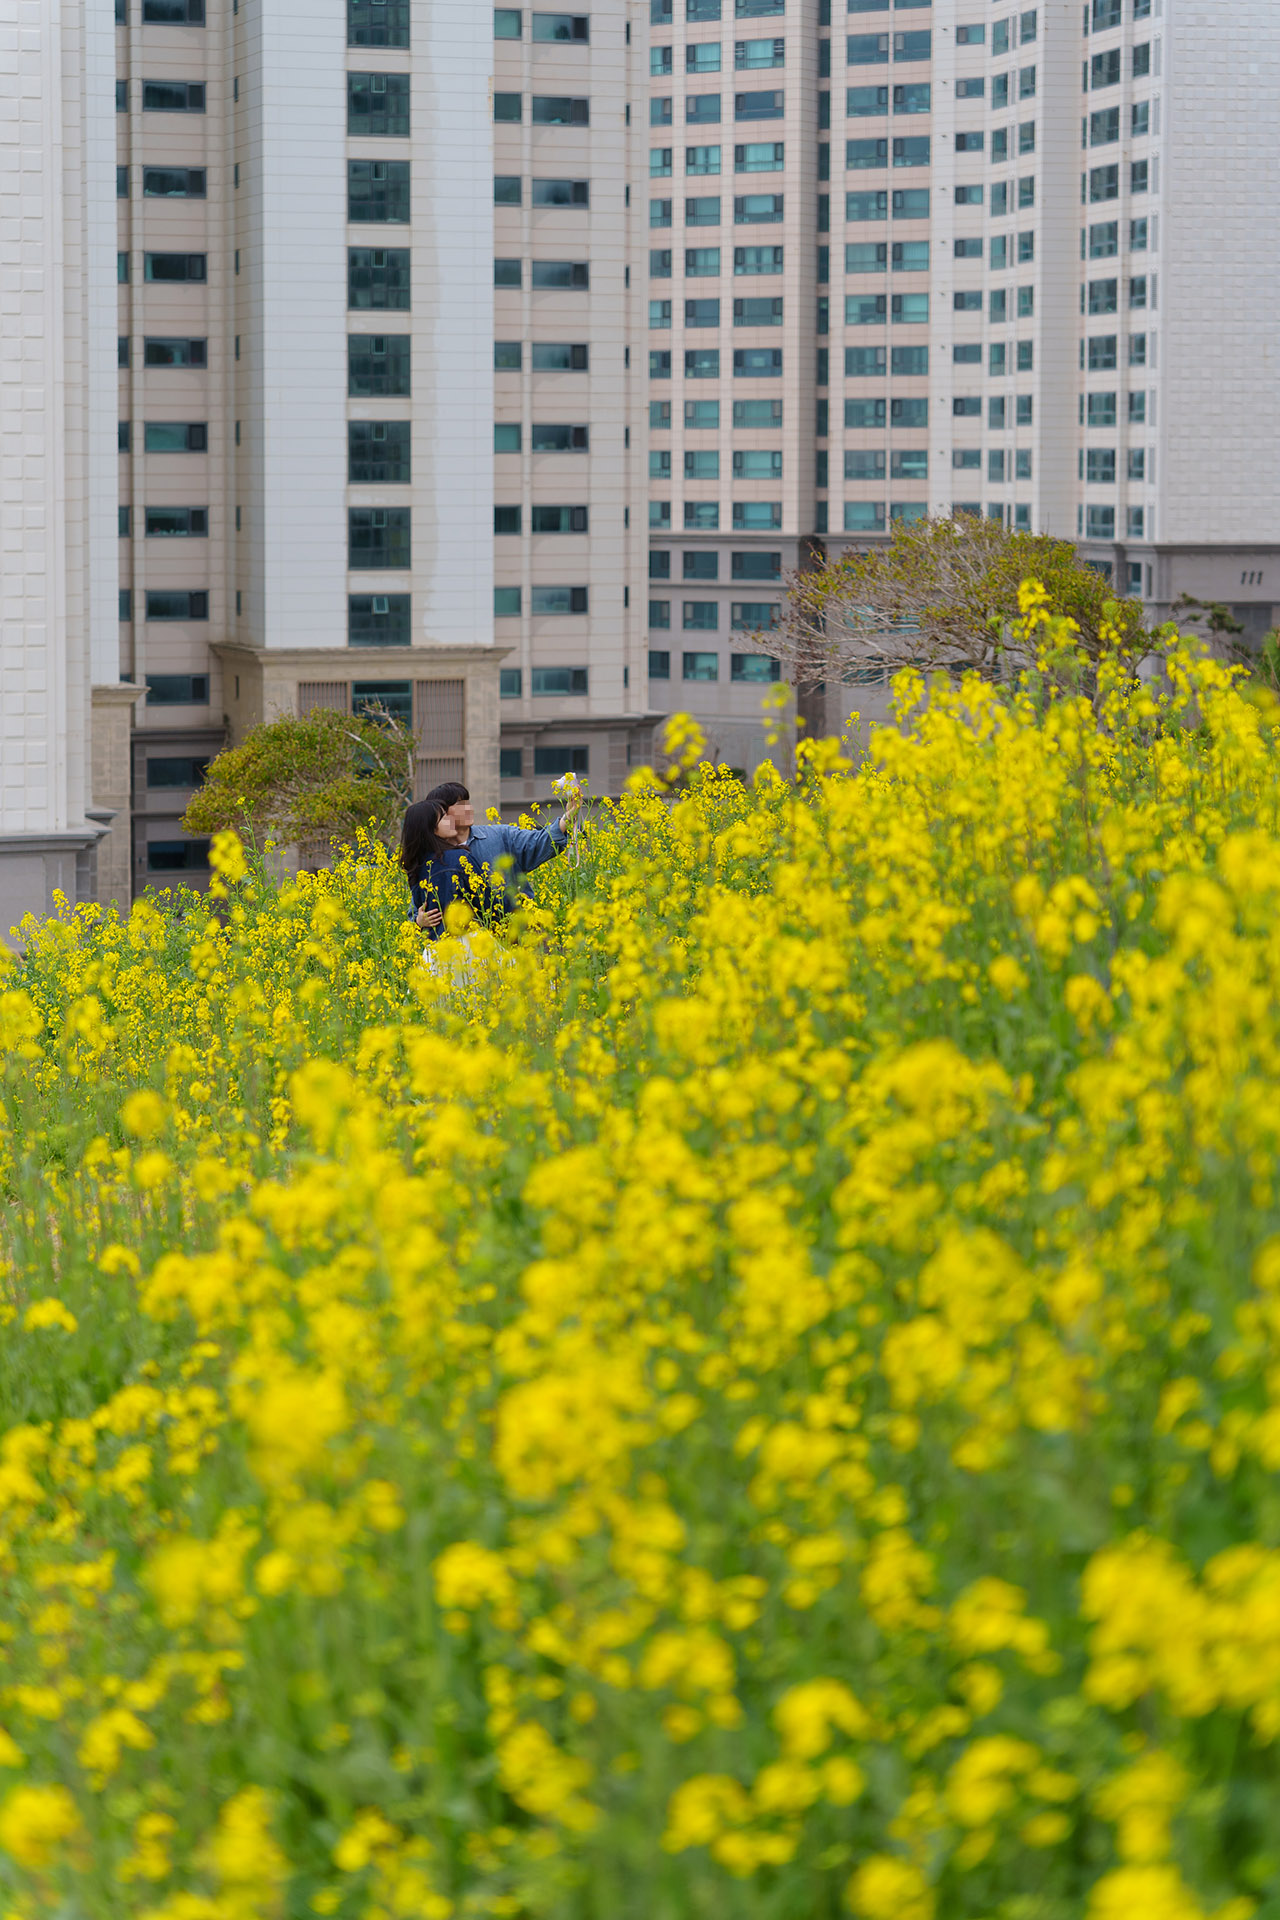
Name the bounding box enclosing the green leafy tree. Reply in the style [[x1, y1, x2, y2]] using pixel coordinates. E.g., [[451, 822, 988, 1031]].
[[183, 705, 415, 856], [773, 516, 1149, 690]]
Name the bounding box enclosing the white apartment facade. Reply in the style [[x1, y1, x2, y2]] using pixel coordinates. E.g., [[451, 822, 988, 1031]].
[[0, 0, 124, 932], [644, 0, 1280, 766]]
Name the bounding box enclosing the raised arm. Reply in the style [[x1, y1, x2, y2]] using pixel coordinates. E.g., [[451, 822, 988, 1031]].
[[498, 820, 569, 874]]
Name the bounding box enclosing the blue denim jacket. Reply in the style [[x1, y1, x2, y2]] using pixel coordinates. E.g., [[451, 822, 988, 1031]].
[[410, 820, 568, 937]]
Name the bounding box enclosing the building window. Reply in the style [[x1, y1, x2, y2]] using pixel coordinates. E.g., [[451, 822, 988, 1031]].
[[1089, 220, 1119, 258], [534, 746, 589, 778], [731, 652, 781, 680], [685, 502, 720, 529], [140, 80, 206, 111], [495, 8, 523, 36], [533, 178, 590, 208], [734, 193, 783, 223], [1085, 505, 1116, 539], [733, 450, 782, 480], [117, 80, 128, 110], [500, 669, 523, 698], [144, 252, 206, 283], [684, 449, 720, 479], [649, 601, 672, 630], [731, 552, 781, 582], [349, 334, 411, 396], [494, 93, 523, 122], [734, 295, 783, 325], [687, 246, 722, 275], [348, 71, 411, 136], [348, 247, 411, 309], [683, 601, 718, 631], [651, 197, 674, 226], [349, 0, 410, 46], [682, 651, 719, 682], [651, 147, 674, 176], [146, 757, 212, 791], [732, 502, 782, 530], [349, 159, 411, 223], [730, 605, 779, 633], [843, 503, 886, 533], [144, 506, 208, 537], [533, 12, 589, 39], [145, 590, 209, 621], [532, 260, 590, 289], [650, 299, 673, 328], [532, 342, 589, 372], [651, 502, 672, 528], [845, 450, 885, 483], [349, 420, 411, 484], [1130, 160, 1149, 194], [143, 421, 208, 452], [349, 507, 411, 569], [532, 96, 590, 125], [349, 594, 411, 646], [687, 94, 722, 125], [894, 29, 930, 60], [893, 136, 930, 167], [351, 679, 413, 723], [893, 84, 930, 114], [494, 588, 522, 617], [1088, 164, 1119, 203], [495, 175, 522, 206], [530, 589, 589, 616], [531, 505, 590, 533], [650, 350, 673, 378], [500, 749, 524, 779], [531, 665, 589, 692], [529, 423, 589, 451], [848, 86, 888, 118], [146, 840, 212, 874], [735, 90, 784, 120], [1090, 107, 1120, 146], [141, 166, 207, 199], [1129, 391, 1147, 424]]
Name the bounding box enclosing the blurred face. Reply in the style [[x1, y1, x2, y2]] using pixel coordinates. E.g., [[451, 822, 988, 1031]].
[[438, 798, 473, 842]]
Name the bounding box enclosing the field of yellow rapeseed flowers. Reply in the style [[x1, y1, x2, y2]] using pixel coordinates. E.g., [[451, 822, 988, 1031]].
[[2, 589, 1280, 1920]]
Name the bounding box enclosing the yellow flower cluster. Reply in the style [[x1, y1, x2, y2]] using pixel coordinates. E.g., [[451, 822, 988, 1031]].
[[0, 592, 1278, 1917]]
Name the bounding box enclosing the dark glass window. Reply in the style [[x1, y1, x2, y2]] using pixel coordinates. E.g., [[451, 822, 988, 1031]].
[[352, 679, 413, 723], [145, 590, 209, 620], [348, 334, 411, 396], [349, 507, 411, 568], [349, 594, 411, 645], [348, 420, 411, 483], [348, 160, 411, 223], [348, 0, 410, 47], [348, 247, 411, 309], [140, 80, 205, 111], [143, 337, 207, 367], [145, 674, 211, 704], [142, 167, 206, 197], [347, 71, 411, 136], [146, 757, 210, 789], [144, 253, 206, 282]]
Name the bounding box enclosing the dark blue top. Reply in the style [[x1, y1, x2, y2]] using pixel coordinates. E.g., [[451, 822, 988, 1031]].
[[410, 819, 568, 937]]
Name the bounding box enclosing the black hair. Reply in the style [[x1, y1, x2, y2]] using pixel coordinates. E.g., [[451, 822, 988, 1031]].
[[424, 780, 470, 813], [400, 783, 472, 877], [400, 798, 445, 878]]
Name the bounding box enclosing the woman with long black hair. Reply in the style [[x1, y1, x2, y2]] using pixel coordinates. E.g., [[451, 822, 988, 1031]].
[[399, 780, 582, 939]]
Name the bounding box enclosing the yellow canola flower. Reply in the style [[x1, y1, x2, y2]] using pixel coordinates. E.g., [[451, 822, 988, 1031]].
[[0, 1782, 83, 1868], [846, 1854, 934, 1920], [22, 1299, 77, 1335]]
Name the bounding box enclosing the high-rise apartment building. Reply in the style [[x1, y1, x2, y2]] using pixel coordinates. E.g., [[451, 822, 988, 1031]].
[[113, 0, 501, 891], [645, 0, 1280, 767], [3, 0, 1277, 923], [1, 1, 124, 930], [492, 3, 657, 805]]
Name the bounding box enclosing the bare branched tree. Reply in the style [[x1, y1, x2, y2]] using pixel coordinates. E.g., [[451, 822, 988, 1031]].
[[772, 517, 1149, 693]]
